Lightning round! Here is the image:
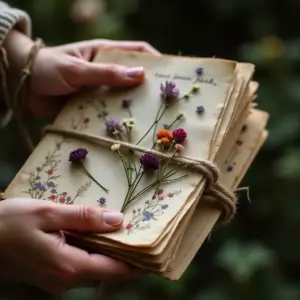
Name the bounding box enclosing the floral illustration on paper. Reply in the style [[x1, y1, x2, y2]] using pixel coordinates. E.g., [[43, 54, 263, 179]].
[[125, 188, 182, 234], [24, 105, 94, 203]]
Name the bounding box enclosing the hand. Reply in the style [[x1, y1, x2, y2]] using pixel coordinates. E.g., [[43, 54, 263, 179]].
[[3, 30, 160, 118], [0, 198, 141, 294]]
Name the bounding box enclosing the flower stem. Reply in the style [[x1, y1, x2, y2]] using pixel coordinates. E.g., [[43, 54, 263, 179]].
[[81, 162, 109, 194]]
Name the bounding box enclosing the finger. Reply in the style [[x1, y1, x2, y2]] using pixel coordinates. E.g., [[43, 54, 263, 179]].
[[36, 202, 124, 233], [74, 60, 146, 88], [61, 242, 144, 281]]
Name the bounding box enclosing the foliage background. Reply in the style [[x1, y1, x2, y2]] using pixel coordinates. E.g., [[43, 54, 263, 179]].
[[1, 0, 300, 299]]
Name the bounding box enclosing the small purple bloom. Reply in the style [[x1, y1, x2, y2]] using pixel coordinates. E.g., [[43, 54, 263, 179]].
[[161, 204, 168, 210], [34, 182, 46, 192], [47, 181, 54, 187], [122, 99, 132, 108], [51, 189, 57, 194], [143, 211, 153, 221], [97, 197, 106, 204], [196, 67, 203, 75], [140, 154, 160, 171], [160, 81, 180, 102], [196, 105, 205, 114], [105, 118, 123, 135], [145, 200, 150, 205], [69, 148, 88, 163]]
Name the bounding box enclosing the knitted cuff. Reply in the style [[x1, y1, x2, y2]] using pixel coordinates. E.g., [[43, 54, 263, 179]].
[[0, 2, 32, 127]]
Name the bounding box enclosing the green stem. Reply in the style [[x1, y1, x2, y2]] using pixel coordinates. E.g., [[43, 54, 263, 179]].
[[81, 162, 109, 194]]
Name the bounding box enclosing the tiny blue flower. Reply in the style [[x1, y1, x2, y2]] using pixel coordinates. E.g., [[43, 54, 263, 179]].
[[47, 181, 55, 187], [196, 67, 203, 76], [51, 189, 57, 194], [66, 196, 72, 202], [97, 197, 106, 205], [35, 182, 46, 192], [142, 211, 153, 221], [196, 105, 205, 114]]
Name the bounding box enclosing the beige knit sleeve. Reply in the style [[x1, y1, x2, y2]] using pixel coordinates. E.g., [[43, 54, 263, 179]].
[[0, 1, 31, 45], [0, 2, 32, 127]]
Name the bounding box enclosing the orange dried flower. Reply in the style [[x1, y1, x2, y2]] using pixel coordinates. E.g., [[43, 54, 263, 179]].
[[156, 129, 173, 141], [160, 137, 171, 145]]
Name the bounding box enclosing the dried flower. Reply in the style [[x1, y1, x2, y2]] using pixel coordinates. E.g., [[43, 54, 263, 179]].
[[172, 128, 187, 143], [97, 197, 106, 204], [196, 105, 205, 114], [105, 118, 123, 135], [175, 144, 184, 152], [122, 98, 132, 108], [192, 84, 200, 93], [140, 154, 160, 171], [160, 81, 180, 102], [156, 129, 173, 141], [69, 148, 88, 163], [123, 118, 135, 127], [196, 67, 203, 75], [160, 137, 172, 146], [111, 144, 121, 152]]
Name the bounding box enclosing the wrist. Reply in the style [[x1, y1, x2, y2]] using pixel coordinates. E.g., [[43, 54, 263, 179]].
[[3, 29, 35, 72]]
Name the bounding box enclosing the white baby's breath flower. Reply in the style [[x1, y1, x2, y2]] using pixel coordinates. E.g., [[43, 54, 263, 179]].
[[111, 143, 121, 152]]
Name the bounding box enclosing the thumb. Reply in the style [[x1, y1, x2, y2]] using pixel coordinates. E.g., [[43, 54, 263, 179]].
[[40, 203, 124, 233], [77, 60, 145, 88]]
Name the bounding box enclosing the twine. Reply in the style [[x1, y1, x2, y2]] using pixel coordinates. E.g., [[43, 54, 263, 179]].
[[44, 125, 237, 223], [0, 38, 44, 152]]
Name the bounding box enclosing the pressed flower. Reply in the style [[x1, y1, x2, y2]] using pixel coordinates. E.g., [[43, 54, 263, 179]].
[[140, 154, 160, 171], [97, 197, 106, 204], [156, 129, 173, 141], [172, 128, 187, 143], [160, 81, 180, 102], [105, 118, 123, 135], [196, 105, 205, 114], [122, 98, 132, 108], [192, 84, 200, 92], [175, 144, 184, 152], [196, 67, 203, 75], [111, 144, 121, 152], [69, 148, 88, 163]]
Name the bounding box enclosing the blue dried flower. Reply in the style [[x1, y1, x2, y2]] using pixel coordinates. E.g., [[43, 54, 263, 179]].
[[196, 67, 203, 75], [105, 118, 123, 135], [122, 98, 132, 108], [160, 81, 180, 102], [196, 105, 205, 114], [140, 154, 160, 171], [97, 197, 106, 204], [69, 148, 88, 163]]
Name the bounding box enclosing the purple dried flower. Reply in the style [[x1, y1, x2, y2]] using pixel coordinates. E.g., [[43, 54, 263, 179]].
[[160, 81, 180, 102], [69, 148, 88, 163], [122, 98, 132, 108], [140, 154, 160, 171], [105, 118, 123, 135], [143, 211, 153, 221], [196, 105, 205, 114], [196, 67, 203, 75]]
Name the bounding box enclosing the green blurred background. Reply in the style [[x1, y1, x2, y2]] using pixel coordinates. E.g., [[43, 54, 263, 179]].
[[1, 0, 300, 299]]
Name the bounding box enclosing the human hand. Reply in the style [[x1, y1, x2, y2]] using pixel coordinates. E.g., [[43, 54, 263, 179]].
[[3, 30, 160, 118], [0, 198, 141, 294]]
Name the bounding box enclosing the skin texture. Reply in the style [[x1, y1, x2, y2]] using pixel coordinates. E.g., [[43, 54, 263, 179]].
[[1, 29, 160, 294]]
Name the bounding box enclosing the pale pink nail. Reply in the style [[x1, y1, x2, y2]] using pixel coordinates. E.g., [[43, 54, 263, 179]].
[[103, 212, 123, 226], [126, 66, 144, 78]]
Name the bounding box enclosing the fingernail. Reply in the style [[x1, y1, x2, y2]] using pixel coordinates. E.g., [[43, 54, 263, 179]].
[[103, 212, 123, 226], [126, 66, 144, 78]]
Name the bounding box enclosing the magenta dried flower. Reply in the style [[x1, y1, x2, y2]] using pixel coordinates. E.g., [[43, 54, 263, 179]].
[[69, 148, 88, 163], [196, 67, 203, 75], [160, 81, 180, 102], [172, 128, 187, 143], [105, 118, 123, 135], [122, 98, 132, 108], [140, 154, 160, 171]]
